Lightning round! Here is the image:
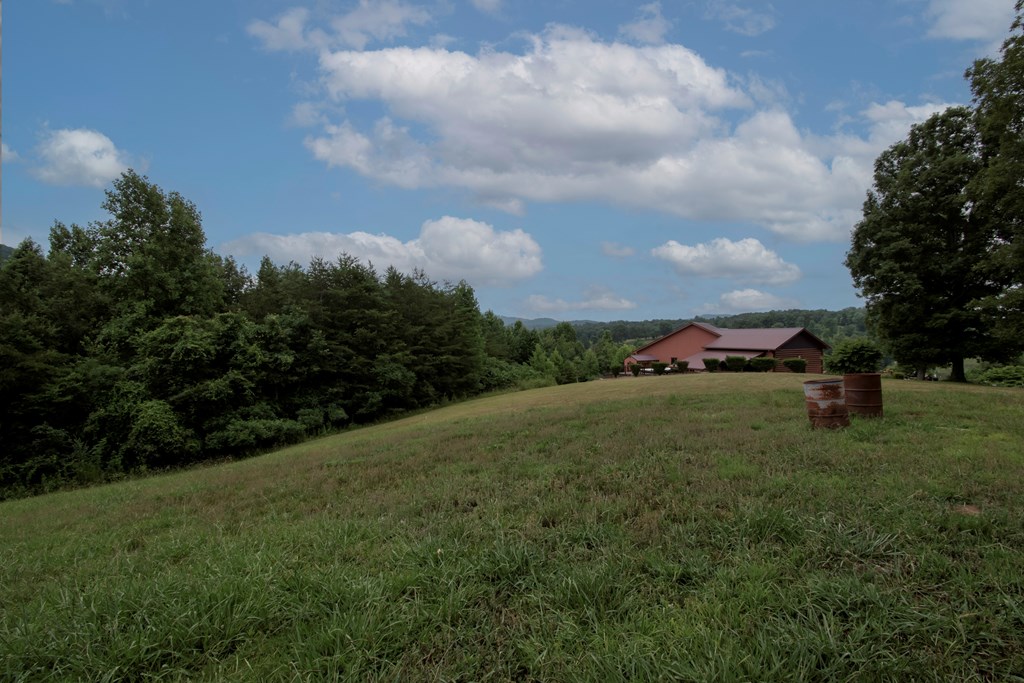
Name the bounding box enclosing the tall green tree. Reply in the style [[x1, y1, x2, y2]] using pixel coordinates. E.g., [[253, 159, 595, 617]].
[[967, 0, 1024, 345], [506, 320, 539, 364], [93, 170, 225, 322], [438, 281, 486, 397], [845, 107, 1016, 381]]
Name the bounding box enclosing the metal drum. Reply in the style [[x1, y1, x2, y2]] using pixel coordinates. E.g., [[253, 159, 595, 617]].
[[844, 373, 883, 418], [803, 379, 850, 429]]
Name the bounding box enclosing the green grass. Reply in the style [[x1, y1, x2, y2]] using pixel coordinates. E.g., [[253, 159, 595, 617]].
[[2, 374, 1023, 681]]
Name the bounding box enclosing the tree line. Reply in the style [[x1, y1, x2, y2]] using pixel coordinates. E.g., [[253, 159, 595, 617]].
[[570, 308, 867, 348], [1, 172, 508, 497], [0, 171, 689, 498]]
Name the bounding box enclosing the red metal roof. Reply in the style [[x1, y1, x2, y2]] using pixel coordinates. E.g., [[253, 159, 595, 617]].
[[630, 322, 830, 359], [705, 327, 828, 351]]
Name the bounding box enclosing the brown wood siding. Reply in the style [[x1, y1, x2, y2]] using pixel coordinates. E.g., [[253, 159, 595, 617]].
[[774, 347, 824, 374], [779, 331, 824, 350]]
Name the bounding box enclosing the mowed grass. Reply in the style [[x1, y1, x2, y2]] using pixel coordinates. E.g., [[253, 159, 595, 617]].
[[2, 374, 1023, 681]]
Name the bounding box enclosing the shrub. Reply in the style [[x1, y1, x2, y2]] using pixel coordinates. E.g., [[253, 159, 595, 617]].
[[630, 364, 642, 377], [824, 339, 883, 374], [124, 400, 200, 470], [702, 358, 720, 372], [325, 404, 349, 426], [516, 375, 557, 391], [782, 358, 807, 373], [976, 365, 1024, 387], [674, 360, 689, 372], [297, 408, 326, 431], [205, 418, 306, 453], [749, 357, 776, 372], [724, 355, 748, 372], [652, 362, 668, 375], [611, 367, 621, 378]]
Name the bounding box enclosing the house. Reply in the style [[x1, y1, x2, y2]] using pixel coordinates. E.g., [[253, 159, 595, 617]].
[[624, 322, 829, 373]]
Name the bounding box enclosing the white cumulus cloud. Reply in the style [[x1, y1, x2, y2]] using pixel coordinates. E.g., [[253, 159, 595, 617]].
[[470, 0, 502, 15], [331, 0, 432, 50], [289, 101, 330, 128], [619, 2, 672, 45], [860, 100, 958, 147], [526, 287, 637, 314], [602, 242, 635, 258], [714, 288, 797, 312], [705, 1, 777, 37], [251, 14, 961, 241], [248, 1, 432, 52], [247, 7, 312, 51], [926, 0, 1015, 45], [652, 237, 800, 285], [2, 142, 20, 162], [221, 216, 542, 287], [33, 128, 130, 188]]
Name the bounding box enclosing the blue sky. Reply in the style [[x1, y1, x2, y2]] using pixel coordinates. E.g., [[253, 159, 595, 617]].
[[3, 0, 1016, 321]]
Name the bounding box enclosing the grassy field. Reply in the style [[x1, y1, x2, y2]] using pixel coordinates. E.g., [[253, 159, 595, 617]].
[[2, 373, 1023, 681]]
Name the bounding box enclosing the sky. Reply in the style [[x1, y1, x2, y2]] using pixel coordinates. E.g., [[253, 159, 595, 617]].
[[2, 0, 1017, 321]]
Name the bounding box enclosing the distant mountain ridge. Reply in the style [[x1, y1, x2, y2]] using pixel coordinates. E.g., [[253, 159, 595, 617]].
[[498, 316, 597, 330], [0, 244, 13, 263]]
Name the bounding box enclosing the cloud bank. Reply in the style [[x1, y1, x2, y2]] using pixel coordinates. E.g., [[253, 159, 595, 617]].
[[262, 23, 954, 242]]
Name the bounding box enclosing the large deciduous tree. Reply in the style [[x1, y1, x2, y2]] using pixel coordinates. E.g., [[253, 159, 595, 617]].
[[967, 0, 1024, 345], [845, 107, 1017, 382], [94, 170, 225, 324]]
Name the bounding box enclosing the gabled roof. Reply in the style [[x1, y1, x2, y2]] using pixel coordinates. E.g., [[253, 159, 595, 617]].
[[689, 321, 721, 335], [633, 322, 721, 354], [706, 327, 829, 351], [633, 322, 830, 355]]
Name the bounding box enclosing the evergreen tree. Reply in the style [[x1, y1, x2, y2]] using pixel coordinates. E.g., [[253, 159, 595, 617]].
[[0, 242, 75, 490]]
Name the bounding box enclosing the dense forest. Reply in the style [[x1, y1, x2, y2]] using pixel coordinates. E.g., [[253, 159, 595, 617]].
[[1, 171, 875, 499], [0, 172, 633, 498]]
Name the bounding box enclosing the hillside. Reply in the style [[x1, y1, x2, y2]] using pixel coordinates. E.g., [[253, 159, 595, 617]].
[[0, 244, 13, 263], [2, 375, 1023, 679]]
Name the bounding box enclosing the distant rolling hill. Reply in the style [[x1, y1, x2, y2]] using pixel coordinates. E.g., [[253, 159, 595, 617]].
[[498, 316, 599, 330]]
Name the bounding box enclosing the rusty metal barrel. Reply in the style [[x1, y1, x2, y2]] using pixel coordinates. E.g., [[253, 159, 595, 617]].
[[803, 378, 850, 429], [843, 373, 883, 418]]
